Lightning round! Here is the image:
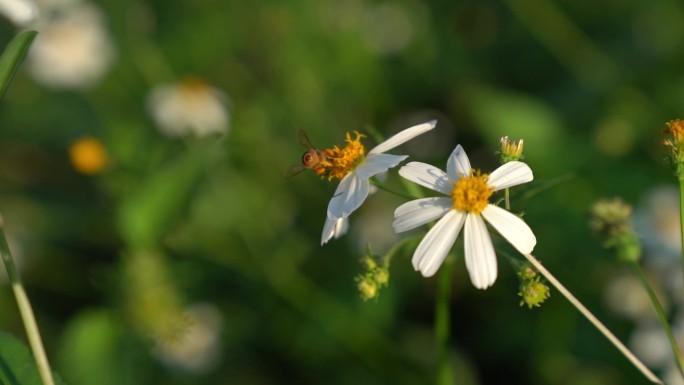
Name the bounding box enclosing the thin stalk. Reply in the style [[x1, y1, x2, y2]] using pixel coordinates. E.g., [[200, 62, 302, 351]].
[[630, 261, 684, 379], [435, 257, 454, 385], [0, 215, 55, 385], [380, 235, 420, 267], [370, 178, 419, 200], [504, 188, 511, 211], [679, 179, 684, 290], [522, 252, 662, 384]]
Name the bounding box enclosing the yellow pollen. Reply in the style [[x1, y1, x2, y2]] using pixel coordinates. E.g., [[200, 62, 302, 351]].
[[450, 170, 493, 214], [321, 131, 366, 180]]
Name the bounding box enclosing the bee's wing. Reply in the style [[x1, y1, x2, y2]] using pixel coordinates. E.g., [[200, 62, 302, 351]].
[[284, 163, 307, 178], [297, 129, 314, 149]]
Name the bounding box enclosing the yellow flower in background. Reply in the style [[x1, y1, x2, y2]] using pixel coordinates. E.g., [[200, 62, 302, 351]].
[[68, 137, 108, 175]]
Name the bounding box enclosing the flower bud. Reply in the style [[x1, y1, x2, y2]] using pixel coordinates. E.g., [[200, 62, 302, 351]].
[[589, 198, 642, 262], [663, 119, 684, 179], [499, 136, 525, 163]]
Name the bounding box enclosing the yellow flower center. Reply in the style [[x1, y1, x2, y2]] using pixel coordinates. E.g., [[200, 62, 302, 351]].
[[450, 170, 493, 214], [322, 131, 366, 180]]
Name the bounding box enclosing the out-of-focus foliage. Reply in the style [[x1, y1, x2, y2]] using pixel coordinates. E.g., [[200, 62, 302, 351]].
[[0, 0, 681, 384], [0, 331, 65, 385]]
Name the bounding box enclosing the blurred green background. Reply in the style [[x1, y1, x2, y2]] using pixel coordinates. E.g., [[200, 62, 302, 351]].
[[0, 0, 682, 384]]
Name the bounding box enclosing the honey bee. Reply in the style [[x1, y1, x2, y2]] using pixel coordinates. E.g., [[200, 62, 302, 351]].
[[284, 129, 331, 178]]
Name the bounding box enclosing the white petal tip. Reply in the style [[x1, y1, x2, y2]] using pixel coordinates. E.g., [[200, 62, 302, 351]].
[[427, 119, 437, 128]]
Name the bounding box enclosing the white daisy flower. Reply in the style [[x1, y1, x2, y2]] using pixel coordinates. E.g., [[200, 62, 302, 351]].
[[393, 144, 536, 289], [321, 120, 436, 244]]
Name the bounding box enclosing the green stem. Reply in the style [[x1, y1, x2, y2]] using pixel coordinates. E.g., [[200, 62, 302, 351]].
[[630, 261, 684, 379], [504, 188, 511, 211], [435, 257, 454, 385], [679, 179, 684, 291], [370, 178, 418, 200], [380, 235, 420, 267], [0, 216, 55, 385]]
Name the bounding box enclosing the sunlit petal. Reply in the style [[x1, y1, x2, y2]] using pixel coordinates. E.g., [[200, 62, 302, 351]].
[[398, 162, 452, 194], [482, 204, 536, 254], [368, 120, 436, 155], [327, 173, 370, 219], [393, 197, 452, 233], [446, 144, 471, 181], [356, 153, 407, 180], [321, 216, 348, 245], [412, 210, 465, 277], [464, 214, 497, 289], [488, 161, 533, 191]]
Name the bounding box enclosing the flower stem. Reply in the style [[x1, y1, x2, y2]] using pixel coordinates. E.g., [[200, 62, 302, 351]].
[[370, 178, 419, 200], [504, 188, 511, 211], [435, 257, 454, 385], [630, 261, 684, 379], [0, 215, 55, 385], [380, 235, 420, 267], [522, 252, 663, 384], [679, 178, 684, 290]]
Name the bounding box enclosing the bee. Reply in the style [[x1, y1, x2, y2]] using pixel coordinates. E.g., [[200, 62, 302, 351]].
[[284, 129, 331, 178]]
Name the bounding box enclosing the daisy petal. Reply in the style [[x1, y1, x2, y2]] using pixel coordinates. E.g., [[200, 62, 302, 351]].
[[482, 204, 536, 254], [368, 120, 436, 155], [356, 153, 408, 180], [398, 162, 452, 194], [393, 197, 452, 233], [464, 214, 498, 289], [412, 210, 465, 277], [446, 145, 471, 181], [488, 161, 533, 191], [321, 216, 348, 245], [327, 173, 370, 219]]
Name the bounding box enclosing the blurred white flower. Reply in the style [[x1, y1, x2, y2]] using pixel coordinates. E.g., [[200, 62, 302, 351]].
[[147, 77, 230, 138], [630, 314, 684, 384], [26, 0, 114, 90], [603, 271, 661, 322], [0, 0, 38, 26], [153, 302, 223, 373], [630, 320, 674, 368], [634, 185, 681, 261], [634, 185, 684, 304]]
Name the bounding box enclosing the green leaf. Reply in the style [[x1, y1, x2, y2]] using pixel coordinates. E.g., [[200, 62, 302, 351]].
[[118, 141, 216, 248], [463, 84, 565, 164], [58, 310, 145, 385], [0, 331, 65, 385], [0, 30, 37, 100]]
